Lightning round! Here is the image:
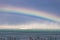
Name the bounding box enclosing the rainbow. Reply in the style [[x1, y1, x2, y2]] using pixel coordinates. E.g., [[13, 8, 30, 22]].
[[0, 5, 60, 29], [0, 5, 60, 23]]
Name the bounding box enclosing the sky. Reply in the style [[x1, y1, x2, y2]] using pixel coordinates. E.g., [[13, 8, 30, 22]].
[[0, 0, 60, 29], [0, 0, 60, 14]]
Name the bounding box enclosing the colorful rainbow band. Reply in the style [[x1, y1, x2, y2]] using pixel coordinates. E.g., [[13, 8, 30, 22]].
[[0, 6, 60, 23]]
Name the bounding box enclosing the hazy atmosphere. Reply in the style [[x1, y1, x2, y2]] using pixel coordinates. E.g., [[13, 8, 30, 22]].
[[0, 0, 60, 30]]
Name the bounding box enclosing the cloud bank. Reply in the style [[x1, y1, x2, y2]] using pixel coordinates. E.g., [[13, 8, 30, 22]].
[[0, 22, 60, 30]]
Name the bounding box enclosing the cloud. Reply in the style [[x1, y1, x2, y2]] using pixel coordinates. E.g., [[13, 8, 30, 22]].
[[0, 22, 60, 30]]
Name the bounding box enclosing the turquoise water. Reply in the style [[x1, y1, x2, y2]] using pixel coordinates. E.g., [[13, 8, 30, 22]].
[[0, 30, 60, 40], [0, 29, 60, 33]]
